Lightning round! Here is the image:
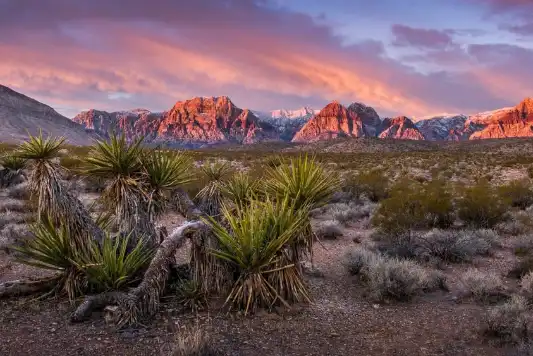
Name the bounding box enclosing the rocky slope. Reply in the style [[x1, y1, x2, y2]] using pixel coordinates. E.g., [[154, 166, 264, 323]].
[[414, 115, 468, 141], [0, 85, 94, 145], [291, 101, 367, 143], [378, 116, 425, 140], [73, 96, 278, 147]]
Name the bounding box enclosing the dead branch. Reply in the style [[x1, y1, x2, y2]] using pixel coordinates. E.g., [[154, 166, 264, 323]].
[[0, 277, 59, 298], [174, 188, 205, 220], [71, 221, 207, 326]]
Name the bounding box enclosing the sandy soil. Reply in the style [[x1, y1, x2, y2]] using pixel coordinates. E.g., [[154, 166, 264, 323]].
[[0, 212, 520, 356]]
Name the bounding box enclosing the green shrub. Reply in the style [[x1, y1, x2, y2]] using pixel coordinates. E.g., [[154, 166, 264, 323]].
[[499, 180, 533, 209], [374, 229, 498, 263], [372, 180, 454, 234], [343, 170, 389, 202], [457, 180, 510, 228]]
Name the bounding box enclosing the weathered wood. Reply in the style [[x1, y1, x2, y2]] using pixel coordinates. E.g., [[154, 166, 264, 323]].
[[71, 221, 206, 326], [0, 277, 58, 298]]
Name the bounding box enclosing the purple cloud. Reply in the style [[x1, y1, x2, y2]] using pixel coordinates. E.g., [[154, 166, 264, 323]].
[[391, 24, 455, 49]]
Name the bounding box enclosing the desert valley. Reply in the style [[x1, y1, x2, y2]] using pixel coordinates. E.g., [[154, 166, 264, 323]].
[[4, 0, 533, 355], [2, 84, 533, 356]]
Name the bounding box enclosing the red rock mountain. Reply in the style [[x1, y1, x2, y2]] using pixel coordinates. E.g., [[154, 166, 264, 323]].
[[378, 116, 425, 140], [73, 96, 278, 146], [469, 98, 533, 139], [291, 101, 367, 143]]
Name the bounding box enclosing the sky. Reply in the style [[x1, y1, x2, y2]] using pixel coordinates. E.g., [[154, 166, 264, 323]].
[[1, 0, 533, 118]]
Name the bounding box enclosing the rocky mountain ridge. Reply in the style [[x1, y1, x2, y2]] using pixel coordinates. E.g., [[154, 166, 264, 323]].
[[0, 85, 95, 145], [73, 96, 278, 147], [2, 84, 533, 146]]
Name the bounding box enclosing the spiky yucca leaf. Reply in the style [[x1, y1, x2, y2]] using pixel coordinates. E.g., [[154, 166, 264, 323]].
[[196, 160, 233, 217], [0, 155, 27, 171], [204, 197, 311, 314], [142, 150, 195, 218], [265, 154, 340, 211], [221, 171, 259, 208], [14, 216, 87, 301], [84, 134, 150, 238], [174, 279, 208, 311], [84, 134, 144, 178], [16, 131, 65, 161], [74, 233, 153, 292]]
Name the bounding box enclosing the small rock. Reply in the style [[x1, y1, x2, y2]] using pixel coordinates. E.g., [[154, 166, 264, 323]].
[[372, 304, 380, 309]]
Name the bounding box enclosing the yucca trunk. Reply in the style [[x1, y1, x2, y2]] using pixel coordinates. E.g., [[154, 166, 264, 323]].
[[30, 160, 104, 246]]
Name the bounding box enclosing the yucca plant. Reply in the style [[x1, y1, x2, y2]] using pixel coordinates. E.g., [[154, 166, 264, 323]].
[[265, 154, 340, 211], [196, 160, 233, 218], [0, 155, 27, 187], [14, 216, 88, 302], [204, 197, 311, 314], [264, 154, 340, 257], [16, 132, 102, 246], [84, 134, 150, 239], [141, 150, 195, 220], [174, 279, 208, 312], [73, 233, 153, 292], [221, 171, 259, 208]]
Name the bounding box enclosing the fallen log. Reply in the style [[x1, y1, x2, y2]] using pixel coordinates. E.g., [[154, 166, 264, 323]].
[[71, 220, 206, 326], [0, 277, 59, 298]]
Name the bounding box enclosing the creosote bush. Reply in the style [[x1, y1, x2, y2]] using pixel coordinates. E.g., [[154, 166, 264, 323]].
[[485, 295, 533, 344], [520, 272, 533, 301], [345, 247, 443, 301], [374, 229, 498, 263], [459, 268, 506, 303], [457, 179, 510, 228], [343, 169, 389, 202], [314, 220, 343, 240], [372, 180, 454, 234], [499, 180, 533, 210]]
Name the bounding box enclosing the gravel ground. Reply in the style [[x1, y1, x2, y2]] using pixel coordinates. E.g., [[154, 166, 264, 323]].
[[0, 214, 521, 356]]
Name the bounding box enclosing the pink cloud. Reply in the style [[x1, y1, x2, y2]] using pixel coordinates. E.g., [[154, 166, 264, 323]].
[[0, 0, 527, 118]]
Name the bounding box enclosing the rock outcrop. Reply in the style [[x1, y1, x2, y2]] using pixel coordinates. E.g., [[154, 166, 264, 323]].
[[73, 96, 278, 146], [291, 101, 366, 143], [0, 85, 94, 145], [347, 102, 381, 136], [378, 116, 425, 140], [468, 98, 533, 140]]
